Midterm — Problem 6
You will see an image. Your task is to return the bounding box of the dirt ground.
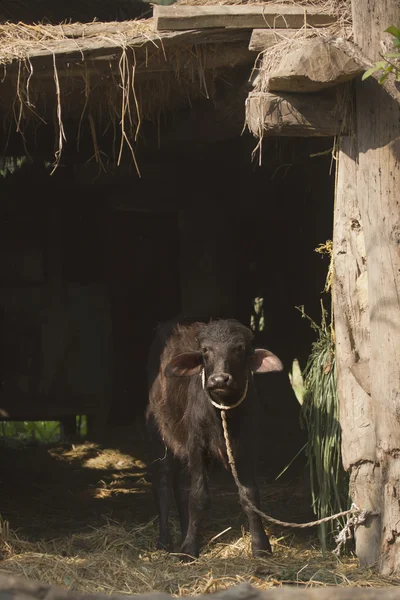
[0,422,397,595]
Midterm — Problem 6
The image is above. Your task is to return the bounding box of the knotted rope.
[200,369,379,554]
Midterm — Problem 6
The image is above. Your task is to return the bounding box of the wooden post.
[334,0,400,575]
[178,206,236,320]
[333,135,380,566]
[60,416,77,441]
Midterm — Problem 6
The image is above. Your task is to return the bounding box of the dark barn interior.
[0,115,334,469]
[0,5,337,547]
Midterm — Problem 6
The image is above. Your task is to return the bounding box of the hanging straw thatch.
[0,0,352,173]
[0,19,224,173]
[250,0,352,93]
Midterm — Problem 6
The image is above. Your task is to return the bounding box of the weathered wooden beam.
[268,39,363,92]
[9,41,255,81]
[154,5,336,31]
[249,33,400,102]
[246,91,342,138]
[5,28,251,65]
[324,38,400,104]
[249,29,303,52]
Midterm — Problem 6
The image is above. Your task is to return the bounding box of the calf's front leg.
[172,456,190,542]
[235,457,271,557]
[180,449,210,560]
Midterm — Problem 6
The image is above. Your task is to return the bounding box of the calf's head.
[164,320,283,403]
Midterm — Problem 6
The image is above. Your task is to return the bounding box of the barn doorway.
[0,130,334,459]
[0,116,335,583]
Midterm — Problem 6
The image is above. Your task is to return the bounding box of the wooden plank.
[249,29,302,52]
[246,91,342,138]
[326,37,400,104]
[268,39,363,93]
[154,5,336,31]
[10,41,255,80]
[4,28,251,65]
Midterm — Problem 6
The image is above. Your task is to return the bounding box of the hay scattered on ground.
[51,443,147,472]
[0,440,398,596]
[0,520,398,596]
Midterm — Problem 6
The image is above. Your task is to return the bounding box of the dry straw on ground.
[0,518,398,596]
[0,440,398,597]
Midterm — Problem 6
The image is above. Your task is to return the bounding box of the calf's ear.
[165,351,203,377]
[250,349,283,373]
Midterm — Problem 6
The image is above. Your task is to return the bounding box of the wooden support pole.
[334,0,400,576]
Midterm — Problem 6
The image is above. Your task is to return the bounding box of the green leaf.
[379,72,389,84]
[385,26,400,39]
[394,38,400,48]
[362,65,382,80]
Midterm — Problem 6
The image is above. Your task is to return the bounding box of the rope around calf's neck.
[198,369,379,551]
[219,409,379,552]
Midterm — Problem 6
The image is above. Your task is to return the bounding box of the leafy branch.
[362,26,400,84]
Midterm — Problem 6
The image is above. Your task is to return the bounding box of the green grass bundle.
[299,303,349,552]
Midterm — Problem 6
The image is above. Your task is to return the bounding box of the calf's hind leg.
[172,457,190,542]
[147,418,172,550]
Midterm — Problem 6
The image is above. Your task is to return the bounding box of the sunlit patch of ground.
[0,433,398,595]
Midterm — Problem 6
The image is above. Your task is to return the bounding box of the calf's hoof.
[252,536,272,557]
[156,536,173,552]
[179,541,199,562]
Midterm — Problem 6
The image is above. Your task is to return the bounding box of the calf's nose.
[208,373,232,387]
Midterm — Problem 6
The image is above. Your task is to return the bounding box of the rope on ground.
[220,410,379,555]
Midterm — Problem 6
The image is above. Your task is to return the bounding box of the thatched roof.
[0,0,352,173]
[0,0,347,23]
[0,0,151,25]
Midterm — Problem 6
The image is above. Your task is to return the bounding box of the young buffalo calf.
[146,318,283,559]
